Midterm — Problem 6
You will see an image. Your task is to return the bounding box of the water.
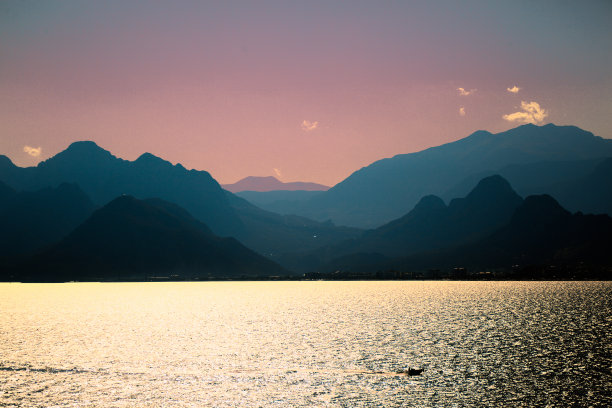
[1,281,610,407]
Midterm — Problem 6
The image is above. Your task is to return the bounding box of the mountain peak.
[0,155,16,169]
[135,152,172,167]
[513,194,570,223]
[42,140,116,167]
[223,176,329,193]
[467,175,516,199]
[65,140,104,153]
[413,195,446,212]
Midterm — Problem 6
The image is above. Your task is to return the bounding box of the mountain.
[281,175,523,272]
[359,175,523,256]
[222,176,329,193]
[441,157,612,215]
[322,194,612,279]
[7,196,287,282]
[0,142,362,261]
[0,142,241,236]
[278,124,612,228]
[0,183,96,256]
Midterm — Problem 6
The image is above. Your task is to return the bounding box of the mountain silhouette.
[0,141,242,236]
[10,196,287,282]
[321,193,612,277]
[441,157,610,211]
[0,183,96,257]
[363,175,523,255]
[222,176,329,193]
[275,124,612,228]
[284,175,523,271]
[0,142,362,263]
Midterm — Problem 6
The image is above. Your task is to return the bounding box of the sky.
[1,0,611,186]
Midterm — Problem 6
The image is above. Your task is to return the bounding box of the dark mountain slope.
[283,124,612,228]
[330,195,612,277]
[0,180,16,206]
[0,183,96,256]
[287,175,522,271]
[0,142,241,236]
[10,196,286,282]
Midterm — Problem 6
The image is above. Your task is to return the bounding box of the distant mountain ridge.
[223,176,329,192]
[0,142,360,262]
[270,124,612,228]
[0,141,241,236]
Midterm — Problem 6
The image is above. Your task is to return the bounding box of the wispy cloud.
[507,85,520,94]
[23,145,42,157]
[502,101,548,124]
[459,106,466,116]
[301,120,319,132]
[273,168,282,179]
[457,87,476,96]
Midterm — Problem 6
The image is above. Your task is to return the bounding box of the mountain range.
[0,142,360,260]
[264,124,612,228]
[1,123,610,281]
[296,178,612,279]
[222,176,329,192]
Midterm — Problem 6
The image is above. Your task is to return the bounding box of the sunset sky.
[2,0,611,186]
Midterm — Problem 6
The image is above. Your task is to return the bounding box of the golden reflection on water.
[1,281,611,407]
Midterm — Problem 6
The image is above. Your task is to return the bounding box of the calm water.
[1,281,610,407]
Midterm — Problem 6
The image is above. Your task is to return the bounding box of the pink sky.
[1,1,611,186]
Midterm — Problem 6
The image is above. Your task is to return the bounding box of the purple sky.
[2,0,611,186]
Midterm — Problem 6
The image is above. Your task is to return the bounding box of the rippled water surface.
[1,281,611,407]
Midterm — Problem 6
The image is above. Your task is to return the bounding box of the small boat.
[396,367,423,376]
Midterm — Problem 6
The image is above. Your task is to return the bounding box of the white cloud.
[457,87,476,96]
[507,85,520,94]
[459,106,466,116]
[502,101,548,124]
[273,168,282,179]
[301,120,319,131]
[23,145,42,157]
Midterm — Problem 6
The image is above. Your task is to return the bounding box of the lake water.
[1,281,610,407]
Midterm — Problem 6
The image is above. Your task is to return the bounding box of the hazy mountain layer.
[0,142,241,236]
[223,176,329,192]
[273,124,612,228]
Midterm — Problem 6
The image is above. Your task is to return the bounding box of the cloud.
[273,168,282,178]
[502,101,548,124]
[457,87,476,96]
[301,120,319,131]
[23,145,42,157]
[507,85,520,94]
[459,106,466,116]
